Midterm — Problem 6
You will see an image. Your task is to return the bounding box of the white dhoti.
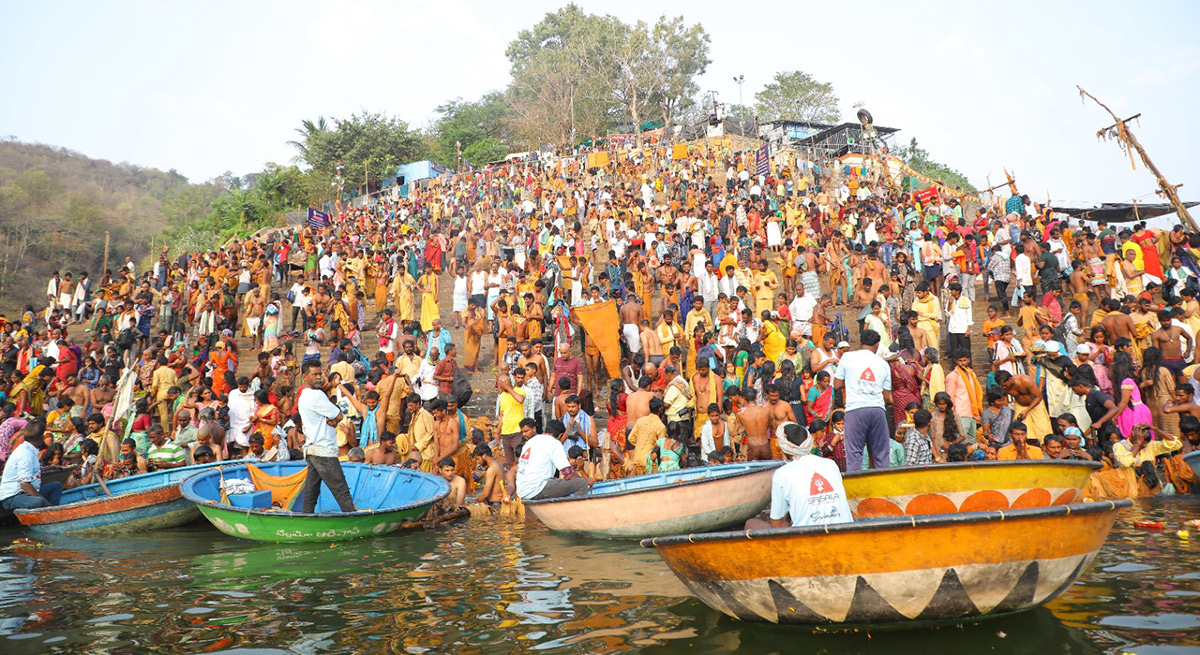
[247,317,262,336]
[623,324,641,353]
[766,222,782,248]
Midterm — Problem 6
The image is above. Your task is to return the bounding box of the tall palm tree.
[286,117,328,167]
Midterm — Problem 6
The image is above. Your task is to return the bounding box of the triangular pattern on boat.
[1033,555,1090,604]
[860,567,949,619]
[956,560,1031,614]
[772,574,859,623]
[992,561,1040,614]
[844,576,909,624]
[915,568,979,621]
[699,580,769,622]
[768,579,832,624]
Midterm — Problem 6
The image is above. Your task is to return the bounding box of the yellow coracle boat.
[642,500,1129,627]
[843,460,1099,518]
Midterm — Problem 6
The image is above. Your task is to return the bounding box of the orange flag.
[572,300,622,378]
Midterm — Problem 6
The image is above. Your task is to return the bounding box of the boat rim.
[13,460,251,517]
[639,499,1133,548]
[522,460,783,507]
[840,459,1101,479]
[180,462,450,518]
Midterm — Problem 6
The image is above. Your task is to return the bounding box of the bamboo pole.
[1077,86,1197,231]
[101,230,110,275]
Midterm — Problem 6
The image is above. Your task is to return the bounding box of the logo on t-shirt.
[810,472,832,495]
[859,368,876,382]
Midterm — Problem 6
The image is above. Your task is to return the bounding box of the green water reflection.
[0,497,1197,654]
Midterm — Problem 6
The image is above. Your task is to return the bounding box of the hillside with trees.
[0,5,977,311]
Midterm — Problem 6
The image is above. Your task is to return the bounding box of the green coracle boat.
[181,461,449,543]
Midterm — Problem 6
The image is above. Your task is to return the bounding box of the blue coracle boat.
[182,462,450,542]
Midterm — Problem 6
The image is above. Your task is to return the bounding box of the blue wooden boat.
[522,461,783,539]
[14,462,245,535]
[181,461,449,543]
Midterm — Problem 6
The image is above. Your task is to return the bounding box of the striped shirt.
[148,440,187,466]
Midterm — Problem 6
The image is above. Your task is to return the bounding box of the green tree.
[897,138,977,193]
[433,93,510,167]
[287,116,329,167]
[289,112,428,196]
[754,70,840,123]
[506,4,614,148]
[646,16,711,134]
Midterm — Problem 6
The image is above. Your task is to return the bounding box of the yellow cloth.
[572,300,623,378]
[419,274,439,332]
[246,464,310,510]
[409,408,436,462]
[1012,398,1053,444]
[926,363,946,399]
[762,321,786,363]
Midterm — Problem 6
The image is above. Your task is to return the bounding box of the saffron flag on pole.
[307,208,329,229]
[756,143,770,176]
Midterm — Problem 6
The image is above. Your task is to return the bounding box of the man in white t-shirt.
[507,419,589,501]
[746,422,852,529]
[833,329,893,470]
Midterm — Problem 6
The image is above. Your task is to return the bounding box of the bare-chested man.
[736,387,773,460]
[63,373,89,417]
[432,401,460,465]
[365,434,399,465]
[996,370,1053,444]
[1100,299,1136,347]
[625,375,656,430]
[764,383,796,456]
[89,375,117,416]
[244,286,266,350]
[640,319,664,364]
[1153,308,1194,378]
[620,293,644,359]
[690,358,722,423]
[472,443,506,504]
[1068,261,1091,319]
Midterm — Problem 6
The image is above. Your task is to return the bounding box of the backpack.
[116,328,137,350]
[452,364,473,407]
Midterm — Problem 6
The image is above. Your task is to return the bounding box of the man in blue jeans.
[833,329,894,470]
[0,424,63,511]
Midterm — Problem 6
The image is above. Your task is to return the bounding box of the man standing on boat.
[297,361,356,513]
[833,329,893,470]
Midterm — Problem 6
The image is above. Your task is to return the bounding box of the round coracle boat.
[843,460,1099,518]
[523,461,782,539]
[182,461,449,543]
[641,500,1130,628]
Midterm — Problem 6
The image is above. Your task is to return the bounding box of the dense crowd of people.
[2,137,1199,513]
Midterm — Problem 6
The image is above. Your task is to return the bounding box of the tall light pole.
[732,75,745,108]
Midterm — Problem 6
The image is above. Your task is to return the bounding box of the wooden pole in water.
[102,230,110,275]
[1077,86,1198,231]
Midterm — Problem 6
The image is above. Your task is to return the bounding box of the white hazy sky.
[2,0,1198,206]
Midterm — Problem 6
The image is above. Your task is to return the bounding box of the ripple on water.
[1102,562,1154,573]
[85,614,134,623]
[1099,613,1200,630]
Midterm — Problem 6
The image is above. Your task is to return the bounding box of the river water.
[0,497,1197,655]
